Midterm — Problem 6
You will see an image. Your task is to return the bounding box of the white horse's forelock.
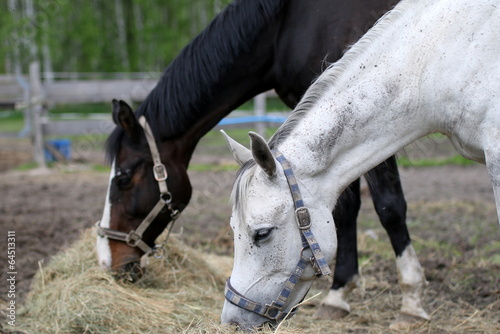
[230,160,257,222]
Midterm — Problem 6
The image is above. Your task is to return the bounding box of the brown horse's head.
[96,100,191,282]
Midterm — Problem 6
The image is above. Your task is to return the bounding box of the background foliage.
[0,0,233,74]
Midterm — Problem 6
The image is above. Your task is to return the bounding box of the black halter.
[224,150,331,321]
[96,115,180,258]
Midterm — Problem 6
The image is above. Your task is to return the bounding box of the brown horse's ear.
[249,131,276,178]
[112,99,138,138]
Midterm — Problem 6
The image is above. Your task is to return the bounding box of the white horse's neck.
[278,81,428,208]
[273,0,497,209]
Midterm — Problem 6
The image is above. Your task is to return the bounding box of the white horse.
[221,0,499,329]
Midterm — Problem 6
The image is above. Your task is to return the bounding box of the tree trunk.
[8,0,21,74]
[24,0,38,63]
[114,0,130,70]
[133,0,145,70]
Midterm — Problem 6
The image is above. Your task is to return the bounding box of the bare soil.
[0,135,499,331]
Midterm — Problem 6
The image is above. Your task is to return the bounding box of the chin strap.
[225,258,306,321]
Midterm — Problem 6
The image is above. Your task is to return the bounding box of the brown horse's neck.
[152,0,397,165]
[138,0,286,143]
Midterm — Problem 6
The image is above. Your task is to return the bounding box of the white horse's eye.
[254,228,274,242]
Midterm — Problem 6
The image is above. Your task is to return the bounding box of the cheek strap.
[95,116,181,259]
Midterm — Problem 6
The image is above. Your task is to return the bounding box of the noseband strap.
[225,150,330,321]
[225,259,306,321]
[96,115,180,257]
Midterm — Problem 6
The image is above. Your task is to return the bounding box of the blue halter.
[224,150,331,322]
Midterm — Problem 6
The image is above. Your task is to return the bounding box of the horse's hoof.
[389,312,429,330]
[313,304,349,320]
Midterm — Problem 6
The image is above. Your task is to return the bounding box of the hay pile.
[10,226,500,333]
[15,228,234,334]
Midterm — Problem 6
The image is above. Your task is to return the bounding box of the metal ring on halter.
[300,247,310,260]
[300,247,321,276]
[161,192,173,203]
[153,244,165,259]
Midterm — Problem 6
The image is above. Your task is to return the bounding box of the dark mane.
[106,0,286,161]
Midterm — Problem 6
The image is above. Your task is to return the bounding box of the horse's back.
[414,0,499,162]
[272,0,398,107]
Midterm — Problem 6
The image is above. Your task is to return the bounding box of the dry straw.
[10,226,500,333]
[15,228,235,334]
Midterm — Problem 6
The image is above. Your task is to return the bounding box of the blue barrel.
[44,139,72,162]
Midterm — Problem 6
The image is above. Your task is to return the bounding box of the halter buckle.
[295,207,311,230]
[153,163,168,181]
[126,230,142,247]
[263,302,282,320]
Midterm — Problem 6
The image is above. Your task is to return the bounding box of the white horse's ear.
[220,130,253,166]
[249,131,276,178]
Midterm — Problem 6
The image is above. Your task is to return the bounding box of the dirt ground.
[0,135,499,331]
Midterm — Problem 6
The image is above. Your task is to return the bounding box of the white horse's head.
[220,131,337,330]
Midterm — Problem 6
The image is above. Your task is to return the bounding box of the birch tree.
[114,0,130,71]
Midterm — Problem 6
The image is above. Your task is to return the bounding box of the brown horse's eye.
[114,169,132,190]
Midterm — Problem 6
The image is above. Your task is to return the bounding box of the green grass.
[200,126,280,146]
[397,154,476,167]
[14,162,39,171]
[0,103,112,134]
[92,164,111,172]
[50,102,111,114]
[238,96,290,112]
[0,112,24,132]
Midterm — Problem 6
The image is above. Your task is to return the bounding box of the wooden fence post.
[254,92,267,137]
[29,61,47,168]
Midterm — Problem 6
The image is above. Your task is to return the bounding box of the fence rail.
[0,74,27,109]
[1,62,289,166]
[43,79,158,104]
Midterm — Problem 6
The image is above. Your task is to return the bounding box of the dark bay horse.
[97,0,424,321]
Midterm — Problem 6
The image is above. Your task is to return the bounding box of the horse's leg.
[485,143,500,224]
[315,179,361,320]
[366,156,429,325]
